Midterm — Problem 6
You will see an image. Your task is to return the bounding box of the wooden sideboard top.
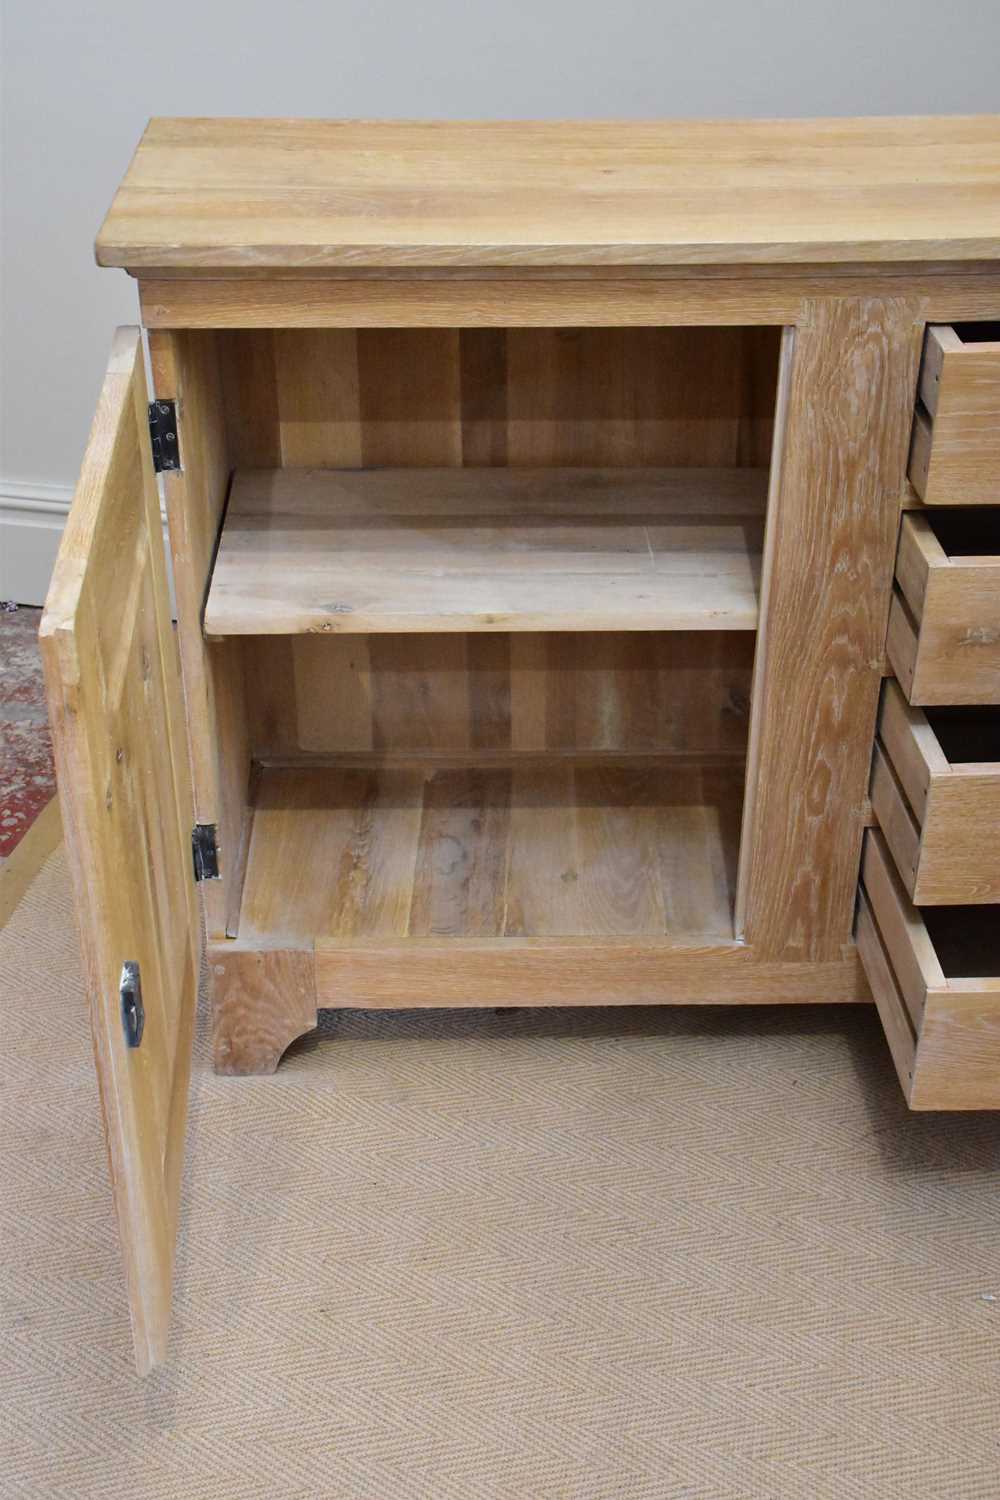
[96,116,1000,275]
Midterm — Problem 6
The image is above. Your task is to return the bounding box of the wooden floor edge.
[0,797,62,930]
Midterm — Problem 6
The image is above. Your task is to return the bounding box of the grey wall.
[2,0,1000,494]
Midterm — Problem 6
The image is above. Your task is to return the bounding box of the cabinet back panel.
[245,631,754,757]
[218,327,780,471]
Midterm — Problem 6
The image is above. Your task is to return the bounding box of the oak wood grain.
[859,830,1000,1110]
[215,326,781,471]
[245,632,754,763]
[887,508,1000,705]
[139,274,1000,331]
[147,331,252,939]
[39,329,199,1374]
[875,680,1000,904]
[236,758,744,948]
[99,117,1000,271]
[210,947,317,1075]
[859,830,942,1027]
[205,467,767,636]
[909,324,1000,504]
[741,296,925,960]
[313,937,871,1008]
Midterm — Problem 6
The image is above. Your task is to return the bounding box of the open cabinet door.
[39,328,200,1374]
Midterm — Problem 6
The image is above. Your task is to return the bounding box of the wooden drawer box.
[886,508,1000,705]
[857,830,1000,1110]
[870,678,1000,904]
[908,323,1000,504]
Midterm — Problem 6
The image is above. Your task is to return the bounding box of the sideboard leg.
[209,947,318,1075]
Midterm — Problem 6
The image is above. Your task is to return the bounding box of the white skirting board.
[0,479,172,608]
[0,482,75,606]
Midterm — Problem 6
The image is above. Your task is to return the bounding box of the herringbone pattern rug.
[3,847,999,1499]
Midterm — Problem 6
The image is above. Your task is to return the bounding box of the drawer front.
[908,324,1000,505]
[871,679,1000,904]
[886,511,1000,705]
[858,830,1000,1110]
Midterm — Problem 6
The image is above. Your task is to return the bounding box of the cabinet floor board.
[237,756,743,947]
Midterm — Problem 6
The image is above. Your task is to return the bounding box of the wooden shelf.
[204,467,767,636]
[237,754,744,948]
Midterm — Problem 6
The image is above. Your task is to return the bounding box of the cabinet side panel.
[148,330,251,939]
[742,296,925,961]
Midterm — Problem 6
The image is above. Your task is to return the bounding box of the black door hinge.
[192,823,221,882]
[148,400,181,473]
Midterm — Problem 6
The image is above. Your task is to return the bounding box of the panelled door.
[39,328,200,1374]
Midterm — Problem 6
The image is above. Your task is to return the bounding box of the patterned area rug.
[3,846,1000,1499]
[0,606,55,859]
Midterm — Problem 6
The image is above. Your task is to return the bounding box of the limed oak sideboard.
[40,117,1000,1372]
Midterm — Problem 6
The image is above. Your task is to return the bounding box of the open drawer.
[908,323,1000,505]
[857,830,1000,1110]
[870,678,1000,904]
[886,507,1000,705]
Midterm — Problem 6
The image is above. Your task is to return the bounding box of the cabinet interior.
[924,705,1000,764]
[951,320,1000,344]
[923,904,1000,978]
[920,506,1000,557]
[163,325,783,950]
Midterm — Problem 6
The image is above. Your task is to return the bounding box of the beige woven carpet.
[3,847,1000,1500]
